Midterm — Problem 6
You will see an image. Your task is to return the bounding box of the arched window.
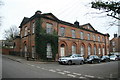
[81,45,84,56]
[60,44,65,57]
[72,44,76,54]
[94,45,97,55]
[88,45,91,56]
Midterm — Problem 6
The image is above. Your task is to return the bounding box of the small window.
[72,30,76,38]
[112,41,115,46]
[24,27,27,36]
[87,33,90,40]
[80,32,84,39]
[32,22,35,33]
[60,27,65,36]
[102,37,105,42]
[93,35,96,41]
[98,36,100,42]
[46,23,53,34]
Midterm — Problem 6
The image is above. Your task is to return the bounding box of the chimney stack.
[35,10,42,15]
[74,21,79,28]
[114,34,117,38]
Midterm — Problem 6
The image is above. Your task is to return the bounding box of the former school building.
[13,11,110,60]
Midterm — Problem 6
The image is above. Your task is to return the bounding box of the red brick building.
[109,34,120,55]
[14,11,110,60]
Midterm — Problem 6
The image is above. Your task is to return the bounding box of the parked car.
[109,55,118,61]
[58,54,84,65]
[85,55,101,64]
[116,55,120,60]
[100,55,110,62]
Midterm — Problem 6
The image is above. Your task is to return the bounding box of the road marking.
[67,74,76,78]
[73,73,81,76]
[63,71,70,73]
[26,63,31,65]
[31,65,35,67]
[85,75,95,78]
[36,66,40,68]
[41,68,47,70]
[56,69,61,71]
[97,77,104,79]
[49,69,56,72]
[57,72,65,75]
[79,76,86,79]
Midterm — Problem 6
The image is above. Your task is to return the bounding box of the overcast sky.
[0,0,119,40]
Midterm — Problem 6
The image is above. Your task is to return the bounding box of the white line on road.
[67,74,76,78]
[49,69,56,72]
[57,72,65,75]
[73,73,81,76]
[85,75,95,78]
[36,66,41,68]
[63,71,71,73]
[30,65,35,67]
[79,76,86,79]
[56,69,61,71]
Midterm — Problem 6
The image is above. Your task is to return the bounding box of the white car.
[58,54,84,65]
[110,55,118,61]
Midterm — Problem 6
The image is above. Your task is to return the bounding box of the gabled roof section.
[42,13,59,21]
[80,23,96,32]
[19,17,29,28]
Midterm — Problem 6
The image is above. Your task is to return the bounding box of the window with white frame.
[94,46,97,55]
[93,35,96,41]
[98,47,101,54]
[107,48,109,54]
[81,45,84,56]
[112,41,115,46]
[87,33,90,40]
[102,47,105,55]
[98,36,100,42]
[24,27,27,36]
[32,46,35,58]
[113,47,115,52]
[72,45,76,54]
[88,45,91,56]
[102,37,105,42]
[46,23,53,34]
[32,22,35,33]
[60,27,65,36]
[80,32,84,39]
[46,43,52,58]
[72,30,75,38]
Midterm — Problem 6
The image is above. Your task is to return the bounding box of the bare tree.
[0,0,4,27]
[3,25,19,41]
[91,0,120,20]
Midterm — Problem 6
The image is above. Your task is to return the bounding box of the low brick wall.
[1,48,14,55]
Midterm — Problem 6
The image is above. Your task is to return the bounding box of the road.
[2,55,119,79]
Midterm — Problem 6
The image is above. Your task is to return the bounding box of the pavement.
[2,54,57,64]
